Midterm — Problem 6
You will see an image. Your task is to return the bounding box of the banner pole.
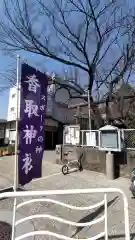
[14,55,20,191]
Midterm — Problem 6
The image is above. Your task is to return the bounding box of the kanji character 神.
[24,100,39,118]
[22,153,33,175]
[25,74,40,93]
[35,146,43,153]
[23,125,37,144]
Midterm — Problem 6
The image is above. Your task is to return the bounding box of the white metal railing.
[0,188,130,240]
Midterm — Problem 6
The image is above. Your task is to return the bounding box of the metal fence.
[63,125,135,151]
[0,188,130,240]
[122,129,135,150]
[80,129,135,151]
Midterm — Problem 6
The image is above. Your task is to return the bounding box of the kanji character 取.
[24,100,39,118]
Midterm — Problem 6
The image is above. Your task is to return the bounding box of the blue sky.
[0,50,84,119]
[0,0,134,119]
[0,52,63,119]
[0,0,72,119]
[0,54,11,119]
[0,50,89,119]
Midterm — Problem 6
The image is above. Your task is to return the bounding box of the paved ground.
[0,154,134,239]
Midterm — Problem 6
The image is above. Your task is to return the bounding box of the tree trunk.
[88,73,103,129]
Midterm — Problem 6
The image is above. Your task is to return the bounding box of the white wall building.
[7,86,20,122]
[6,76,85,146]
[7,79,84,123]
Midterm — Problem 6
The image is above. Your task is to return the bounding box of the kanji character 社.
[22,153,33,174]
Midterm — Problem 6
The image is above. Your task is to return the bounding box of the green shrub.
[0,145,15,155]
[0,147,3,153]
[0,147,4,152]
[8,145,15,154]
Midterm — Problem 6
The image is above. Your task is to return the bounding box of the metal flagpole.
[12,55,21,240]
[14,55,21,191]
[0,55,21,195]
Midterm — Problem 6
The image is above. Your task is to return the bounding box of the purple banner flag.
[18,64,48,186]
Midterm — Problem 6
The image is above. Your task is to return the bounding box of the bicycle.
[62,151,83,175]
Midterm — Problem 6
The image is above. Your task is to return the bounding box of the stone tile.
[0,155,133,239]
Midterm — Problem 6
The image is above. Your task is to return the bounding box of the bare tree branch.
[0,0,134,126]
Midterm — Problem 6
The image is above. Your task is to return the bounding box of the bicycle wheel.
[62,165,68,175]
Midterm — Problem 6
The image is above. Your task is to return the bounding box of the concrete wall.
[56,145,135,179]
[56,145,105,169]
[58,146,106,173]
[121,151,135,178]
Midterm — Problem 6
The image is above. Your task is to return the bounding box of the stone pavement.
[0,155,134,239]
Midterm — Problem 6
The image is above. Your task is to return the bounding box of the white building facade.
[7,80,84,123]
[6,77,84,147]
[7,86,20,122]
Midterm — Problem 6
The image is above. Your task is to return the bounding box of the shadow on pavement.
[72,196,118,238]
[99,233,134,239]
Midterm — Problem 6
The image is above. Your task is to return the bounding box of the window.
[10,107,15,112]
[9,130,16,141]
[12,93,16,98]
